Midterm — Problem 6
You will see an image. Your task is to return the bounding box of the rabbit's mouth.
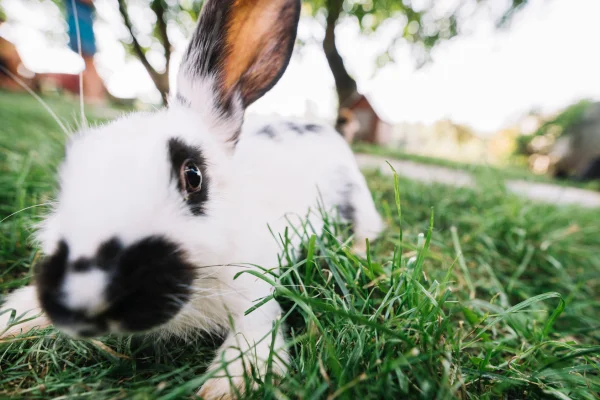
[35,236,196,338]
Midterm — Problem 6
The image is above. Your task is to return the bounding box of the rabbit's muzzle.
[34,236,196,338]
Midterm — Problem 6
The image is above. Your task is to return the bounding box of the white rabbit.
[0,0,384,398]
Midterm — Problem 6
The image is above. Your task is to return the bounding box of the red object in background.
[336,94,392,145]
[36,72,80,94]
[0,35,79,94]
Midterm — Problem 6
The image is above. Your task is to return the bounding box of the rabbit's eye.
[181,160,202,193]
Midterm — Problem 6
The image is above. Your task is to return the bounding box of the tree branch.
[151,0,171,74]
[117,0,169,102]
[323,0,358,108]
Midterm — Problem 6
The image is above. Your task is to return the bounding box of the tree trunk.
[323,0,359,109]
[118,0,169,104]
[154,74,170,104]
[151,0,171,86]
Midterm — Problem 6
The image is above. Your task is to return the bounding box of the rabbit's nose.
[61,268,110,317]
[38,266,113,338]
[38,235,195,335]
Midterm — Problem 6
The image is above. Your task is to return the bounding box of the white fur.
[0,107,384,397]
[0,286,49,336]
[62,269,108,316]
[0,2,384,397]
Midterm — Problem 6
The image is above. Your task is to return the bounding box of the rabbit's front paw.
[197,348,286,399]
[0,286,49,338]
[197,358,254,400]
[197,375,247,400]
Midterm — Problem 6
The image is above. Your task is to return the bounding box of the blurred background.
[1,0,599,185]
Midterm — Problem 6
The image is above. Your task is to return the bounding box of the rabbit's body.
[157,113,384,336]
[234,116,383,252]
[0,0,383,397]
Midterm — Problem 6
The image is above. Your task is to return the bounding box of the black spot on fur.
[168,138,210,216]
[257,125,276,139]
[71,259,91,273]
[70,238,123,273]
[34,240,99,333]
[96,238,123,270]
[338,183,355,223]
[36,236,196,335]
[174,93,190,107]
[105,236,196,332]
[304,123,322,133]
[284,122,322,135]
[285,122,304,134]
[35,240,69,297]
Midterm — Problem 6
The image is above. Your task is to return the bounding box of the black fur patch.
[174,93,191,107]
[338,183,355,223]
[96,238,123,270]
[71,259,91,273]
[284,122,322,135]
[36,236,196,336]
[104,236,196,332]
[69,238,122,273]
[168,138,210,216]
[285,122,304,134]
[35,241,69,297]
[257,125,276,139]
[304,123,322,133]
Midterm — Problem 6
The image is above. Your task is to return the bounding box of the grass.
[353,143,600,191]
[1,91,599,399]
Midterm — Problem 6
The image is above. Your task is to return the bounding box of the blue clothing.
[65,0,96,55]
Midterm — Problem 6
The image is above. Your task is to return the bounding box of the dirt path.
[356,154,600,208]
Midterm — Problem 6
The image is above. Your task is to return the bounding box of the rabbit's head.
[34,0,300,338]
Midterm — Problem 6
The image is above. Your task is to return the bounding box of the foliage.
[305,0,532,65]
[115,0,205,102]
[0,0,539,105]
[516,99,594,156]
[1,92,599,399]
[110,0,537,102]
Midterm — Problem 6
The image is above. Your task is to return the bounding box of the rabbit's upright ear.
[176,0,301,142]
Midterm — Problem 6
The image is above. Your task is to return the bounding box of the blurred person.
[64,0,106,104]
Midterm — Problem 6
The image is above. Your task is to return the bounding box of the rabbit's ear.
[176,0,301,141]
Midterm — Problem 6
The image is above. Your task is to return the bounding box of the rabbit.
[0,0,384,398]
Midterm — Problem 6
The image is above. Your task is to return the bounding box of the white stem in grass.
[0,66,70,137]
[0,203,55,224]
[70,0,87,129]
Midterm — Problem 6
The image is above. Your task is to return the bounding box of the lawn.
[1,92,599,399]
[353,143,600,192]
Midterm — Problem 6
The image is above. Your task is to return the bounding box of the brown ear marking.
[223,0,301,107]
[180,0,301,112]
